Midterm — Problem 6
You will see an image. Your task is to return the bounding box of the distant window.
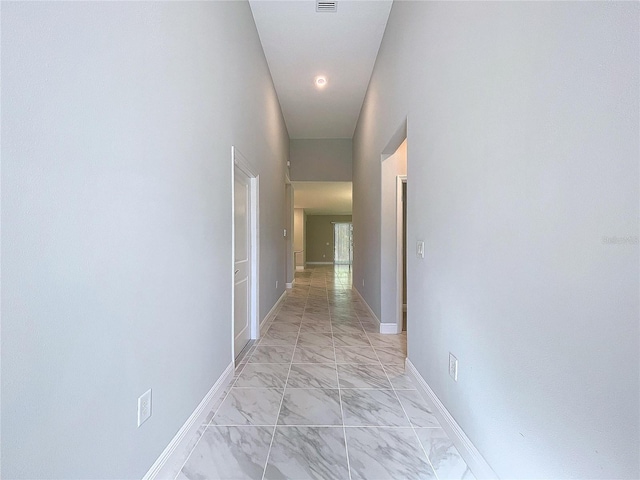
[334,223,353,265]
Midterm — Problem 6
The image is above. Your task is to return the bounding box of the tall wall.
[306,215,352,263]
[290,138,352,181]
[352,2,639,478]
[1,2,289,478]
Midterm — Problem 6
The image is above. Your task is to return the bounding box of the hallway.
[2,2,637,478]
[176,266,473,480]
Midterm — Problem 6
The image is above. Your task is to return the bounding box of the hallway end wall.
[305,215,352,264]
[290,138,352,181]
[1,2,289,479]
[352,2,639,478]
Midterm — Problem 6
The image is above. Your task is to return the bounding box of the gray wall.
[353,2,639,478]
[1,2,289,479]
[306,215,352,263]
[290,138,352,181]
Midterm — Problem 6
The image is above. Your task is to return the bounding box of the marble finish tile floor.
[176,265,474,480]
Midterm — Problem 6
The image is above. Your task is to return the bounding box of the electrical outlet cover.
[137,389,152,427]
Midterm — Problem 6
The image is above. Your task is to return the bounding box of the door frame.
[395,175,407,334]
[379,123,407,334]
[285,180,295,288]
[231,146,260,361]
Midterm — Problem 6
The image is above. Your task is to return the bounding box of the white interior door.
[234,167,251,356]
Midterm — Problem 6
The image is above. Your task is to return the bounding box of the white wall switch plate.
[275,280,278,289]
[283,229,287,237]
[449,353,458,381]
[417,241,425,259]
[137,389,152,427]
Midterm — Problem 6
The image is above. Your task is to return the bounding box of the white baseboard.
[295,266,305,271]
[306,261,333,265]
[405,359,498,480]
[379,323,399,334]
[285,279,295,289]
[143,362,235,480]
[351,287,381,327]
[260,290,287,331]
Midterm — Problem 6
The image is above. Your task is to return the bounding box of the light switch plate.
[417,241,425,259]
[449,353,458,381]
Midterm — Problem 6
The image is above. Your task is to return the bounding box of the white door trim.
[231,146,260,361]
[394,175,407,334]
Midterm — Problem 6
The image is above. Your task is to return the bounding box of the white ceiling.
[293,182,352,214]
[250,0,393,139]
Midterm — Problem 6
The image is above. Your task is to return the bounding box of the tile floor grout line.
[271,424,348,428]
[341,425,429,429]
[355,305,441,477]
[259,282,305,480]
[379,343,441,480]
[407,409,442,480]
[173,362,243,480]
[337,359,354,480]
[175,332,260,479]
[172,425,205,480]
[328,277,354,480]
[195,423,353,428]
[206,338,260,427]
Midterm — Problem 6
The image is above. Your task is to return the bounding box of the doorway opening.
[399,177,407,332]
[380,135,407,334]
[333,222,353,266]
[232,146,259,363]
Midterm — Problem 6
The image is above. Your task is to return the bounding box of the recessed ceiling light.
[315,76,328,88]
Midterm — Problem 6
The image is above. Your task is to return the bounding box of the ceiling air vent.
[316,1,337,13]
